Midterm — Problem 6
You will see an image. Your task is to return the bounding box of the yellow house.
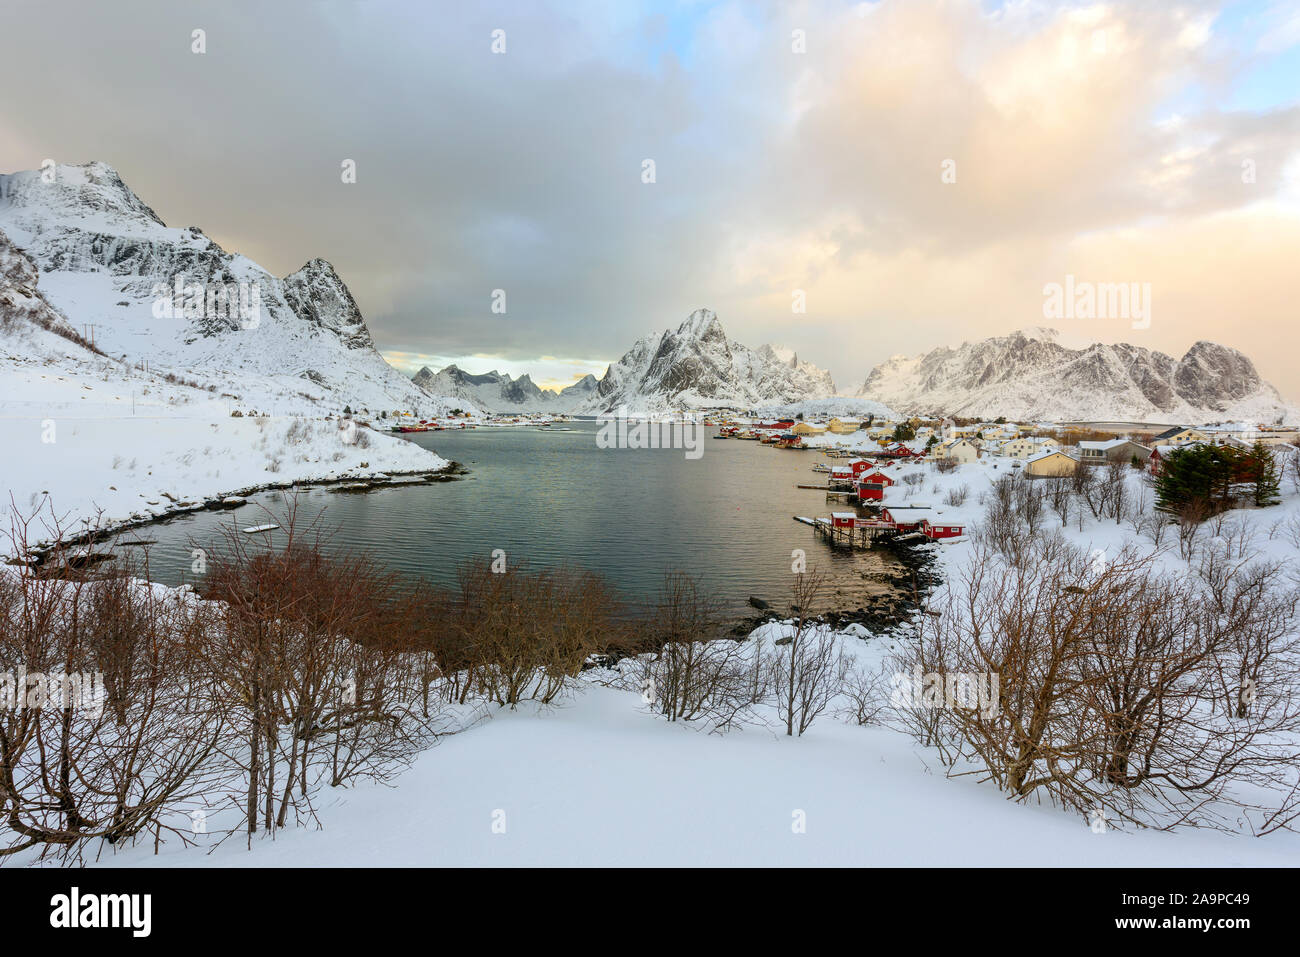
[792,422,826,435]
[1001,436,1060,459]
[826,418,860,434]
[1024,448,1078,477]
[1150,427,1209,446]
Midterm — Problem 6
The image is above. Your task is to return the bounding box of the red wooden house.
[856,470,896,501]
[880,505,931,531]
[1147,445,1179,476]
[879,443,919,459]
[831,512,858,530]
[921,518,965,540]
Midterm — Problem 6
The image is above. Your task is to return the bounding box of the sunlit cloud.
[1,0,1297,397]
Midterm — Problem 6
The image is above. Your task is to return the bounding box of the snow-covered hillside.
[857,327,1295,423]
[0,161,463,417]
[413,364,596,413]
[586,309,837,414]
[0,163,457,548]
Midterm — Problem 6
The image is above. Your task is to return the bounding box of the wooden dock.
[795,484,856,498]
[793,515,896,549]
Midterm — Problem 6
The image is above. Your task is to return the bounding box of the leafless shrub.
[943,484,969,507]
[839,660,892,727]
[770,571,846,736]
[0,507,230,862]
[628,572,760,729]
[197,500,444,838]
[900,534,1300,832]
[1176,499,1210,561]
[1044,477,1073,525]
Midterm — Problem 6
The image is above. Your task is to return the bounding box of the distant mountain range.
[412,364,597,413]
[413,309,838,414]
[856,327,1294,424]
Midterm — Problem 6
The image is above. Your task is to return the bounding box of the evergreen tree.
[892,422,916,442]
[1250,441,1281,507]
[1154,443,1259,515]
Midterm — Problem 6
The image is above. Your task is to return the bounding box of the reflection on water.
[108,423,908,618]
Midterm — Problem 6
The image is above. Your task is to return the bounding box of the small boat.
[242,523,279,534]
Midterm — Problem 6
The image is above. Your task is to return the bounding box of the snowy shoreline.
[1,413,454,560]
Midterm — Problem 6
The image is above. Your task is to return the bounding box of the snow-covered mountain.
[585,309,837,414]
[755,344,836,397]
[856,327,1294,424]
[412,364,597,412]
[0,161,467,416]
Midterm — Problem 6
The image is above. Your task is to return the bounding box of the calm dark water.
[109,423,905,617]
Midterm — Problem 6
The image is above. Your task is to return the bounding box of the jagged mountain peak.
[756,343,836,395]
[588,310,835,414]
[676,307,725,341]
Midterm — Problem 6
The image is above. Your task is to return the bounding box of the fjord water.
[115,423,906,618]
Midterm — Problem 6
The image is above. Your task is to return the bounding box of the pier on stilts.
[793,515,896,549]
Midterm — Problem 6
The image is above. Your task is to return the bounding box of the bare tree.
[771,570,846,736]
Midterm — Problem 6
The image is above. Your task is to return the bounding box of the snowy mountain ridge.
[0,161,468,416]
[412,364,598,413]
[856,327,1294,424]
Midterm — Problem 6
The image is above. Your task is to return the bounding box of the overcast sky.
[2,0,1299,395]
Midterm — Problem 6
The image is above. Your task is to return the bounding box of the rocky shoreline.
[729,537,943,637]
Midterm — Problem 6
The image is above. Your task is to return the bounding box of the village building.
[1147,444,1181,475]
[934,438,981,463]
[999,436,1059,459]
[880,505,933,531]
[791,421,826,436]
[825,418,861,434]
[856,469,896,501]
[1023,448,1079,477]
[921,518,966,540]
[1149,426,1209,447]
[1077,438,1152,466]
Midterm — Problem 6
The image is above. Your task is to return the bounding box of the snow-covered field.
[72,680,1295,868]
[9,446,1297,868]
